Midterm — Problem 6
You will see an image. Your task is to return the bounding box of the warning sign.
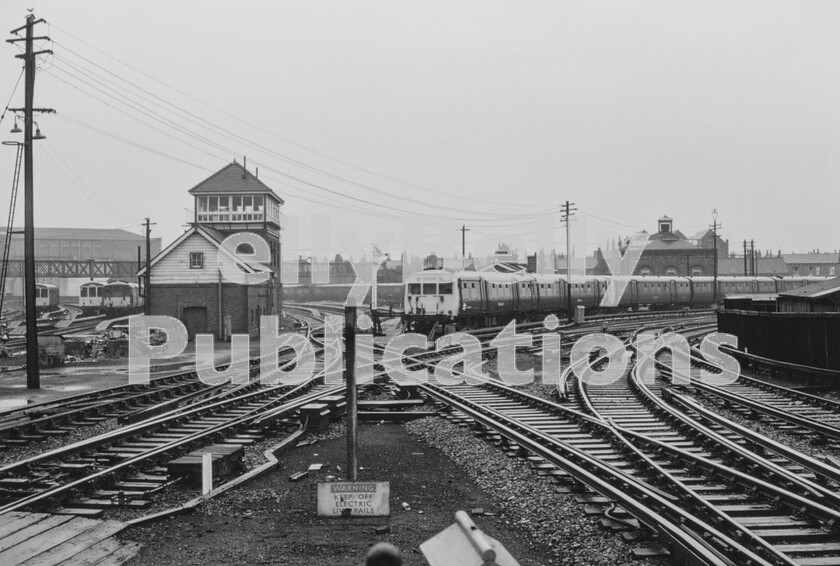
[317,481,390,517]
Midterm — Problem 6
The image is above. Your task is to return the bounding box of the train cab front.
[403,269,460,335]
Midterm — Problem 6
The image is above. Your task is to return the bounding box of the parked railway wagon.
[102,281,144,310]
[79,281,105,308]
[34,283,60,308]
[403,268,831,334]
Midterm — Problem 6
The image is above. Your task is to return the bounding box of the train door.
[669,280,677,304]
[528,281,537,311]
[628,280,638,309]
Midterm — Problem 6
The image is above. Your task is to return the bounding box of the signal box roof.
[188,161,284,203]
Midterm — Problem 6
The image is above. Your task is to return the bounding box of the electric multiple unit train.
[403,269,827,333]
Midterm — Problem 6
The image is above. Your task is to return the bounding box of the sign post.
[344,305,358,480]
[317,481,390,517]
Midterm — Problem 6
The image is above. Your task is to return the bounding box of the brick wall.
[635,249,715,276]
[150,282,274,339]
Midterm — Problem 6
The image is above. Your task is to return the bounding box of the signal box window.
[190,252,204,269]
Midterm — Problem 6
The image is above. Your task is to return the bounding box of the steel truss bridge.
[2,259,139,279]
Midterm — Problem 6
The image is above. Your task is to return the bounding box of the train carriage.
[403,267,839,336]
[79,281,105,308]
[533,274,563,313]
[34,283,59,308]
[102,281,144,310]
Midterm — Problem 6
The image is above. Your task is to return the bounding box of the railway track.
[0,372,213,448]
[0,375,344,516]
[397,322,840,565]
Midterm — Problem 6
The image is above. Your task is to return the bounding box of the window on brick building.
[190,252,204,269]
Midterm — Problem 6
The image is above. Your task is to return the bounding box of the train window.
[408,283,421,294]
[422,283,437,294]
[190,252,204,269]
[471,282,476,288]
[439,282,453,294]
[81,287,88,298]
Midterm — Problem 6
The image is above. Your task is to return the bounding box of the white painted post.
[202,452,213,494]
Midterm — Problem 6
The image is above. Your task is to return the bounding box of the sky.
[1,1,839,265]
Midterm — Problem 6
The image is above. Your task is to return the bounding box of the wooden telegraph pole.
[7,13,53,389]
[561,201,576,320]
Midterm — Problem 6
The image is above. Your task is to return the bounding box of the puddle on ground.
[0,398,28,408]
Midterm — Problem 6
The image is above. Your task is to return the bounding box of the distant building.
[717,256,789,276]
[782,253,840,277]
[632,216,716,276]
[2,227,161,262]
[141,161,284,339]
[685,228,729,258]
[0,227,161,300]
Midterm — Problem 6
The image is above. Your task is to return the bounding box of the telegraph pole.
[710,210,720,304]
[144,218,155,315]
[561,201,576,320]
[459,224,469,269]
[743,240,748,276]
[750,239,755,276]
[7,14,53,389]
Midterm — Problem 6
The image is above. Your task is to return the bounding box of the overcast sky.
[1,1,839,263]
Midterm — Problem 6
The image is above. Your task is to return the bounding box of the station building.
[140,161,283,340]
[632,216,720,276]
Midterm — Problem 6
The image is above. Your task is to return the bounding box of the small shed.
[723,294,777,313]
[777,277,840,313]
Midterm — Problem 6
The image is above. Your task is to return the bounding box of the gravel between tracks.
[119,418,664,566]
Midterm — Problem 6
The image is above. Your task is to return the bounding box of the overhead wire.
[47,52,553,223]
[0,68,24,127]
[40,139,137,223]
[48,24,547,211]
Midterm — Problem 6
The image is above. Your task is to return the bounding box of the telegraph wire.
[47,54,551,222]
[48,25,546,210]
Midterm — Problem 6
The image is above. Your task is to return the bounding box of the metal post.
[144,218,152,315]
[344,305,358,481]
